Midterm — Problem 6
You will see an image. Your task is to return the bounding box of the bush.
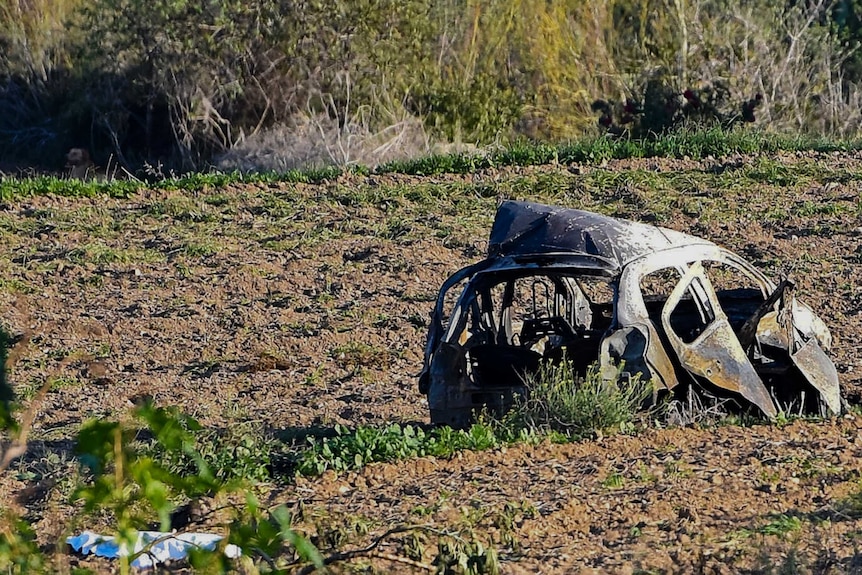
[2,0,862,172]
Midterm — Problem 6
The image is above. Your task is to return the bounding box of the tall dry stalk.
[0,0,82,81]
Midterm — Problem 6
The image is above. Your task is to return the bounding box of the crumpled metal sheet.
[488,200,714,266]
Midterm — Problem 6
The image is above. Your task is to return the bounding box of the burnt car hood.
[489,200,714,265]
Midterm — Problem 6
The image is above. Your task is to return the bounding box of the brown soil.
[2,151,862,573]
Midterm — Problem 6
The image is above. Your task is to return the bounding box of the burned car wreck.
[419,200,841,428]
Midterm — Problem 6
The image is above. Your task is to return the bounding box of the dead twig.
[367,551,434,571]
[295,524,448,575]
[1,321,75,474]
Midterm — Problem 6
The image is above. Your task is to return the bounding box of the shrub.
[3,0,862,171]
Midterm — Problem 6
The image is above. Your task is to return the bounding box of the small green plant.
[330,341,392,369]
[296,421,519,476]
[757,514,803,537]
[508,360,651,439]
[0,278,34,294]
[729,513,804,545]
[182,239,220,257]
[218,498,323,571]
[433,534,501,575]
[146,424,273,484]
[601,471,625,489]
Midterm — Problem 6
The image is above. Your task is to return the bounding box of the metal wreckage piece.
[418,200,841,428]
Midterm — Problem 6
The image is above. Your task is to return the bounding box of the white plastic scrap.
[67,530,242,569]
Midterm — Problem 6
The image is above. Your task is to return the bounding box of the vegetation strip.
[2,129,860,201]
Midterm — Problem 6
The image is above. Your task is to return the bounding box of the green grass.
[0,278,34,294]
[376,128,858,175]
[181,238,221,257]
[65,242,164,265]
[756,514,803,537]
[505,361,651,440]
[330,341,393,369]
[2,128,861,201]
[601,471,625,489]
[731,513,805,541]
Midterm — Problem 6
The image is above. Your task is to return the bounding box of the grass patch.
[1,129,860,201]
[330,341,393,369]
[0,176,139,201]
[504,361,651,440]
[731,513,804,541]
[181,238,221,258]
[376,128,857,175]
[0,278,34,294]
[66,242,164,265]
[756,514,803,537]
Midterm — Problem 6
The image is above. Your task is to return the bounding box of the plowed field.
[3,151,862,573]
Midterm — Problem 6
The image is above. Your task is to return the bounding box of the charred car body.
[419,200,841,428]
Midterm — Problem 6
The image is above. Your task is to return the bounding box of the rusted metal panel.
[790,338,842,416]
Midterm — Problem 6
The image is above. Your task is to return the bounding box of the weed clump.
[506,361,651,440]
[139,414,273,484]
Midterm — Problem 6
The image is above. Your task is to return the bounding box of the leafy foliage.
[434,535,501,575]
[296,422,532,476]
[70,402,319,573]
[73,408,219,565]
[221,497,324,571]
[0,514,45,574]
[142,415,273,484]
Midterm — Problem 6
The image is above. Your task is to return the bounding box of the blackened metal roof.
[488,200,715,267]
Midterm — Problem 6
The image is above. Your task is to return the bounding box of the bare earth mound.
[2,151,862,573]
